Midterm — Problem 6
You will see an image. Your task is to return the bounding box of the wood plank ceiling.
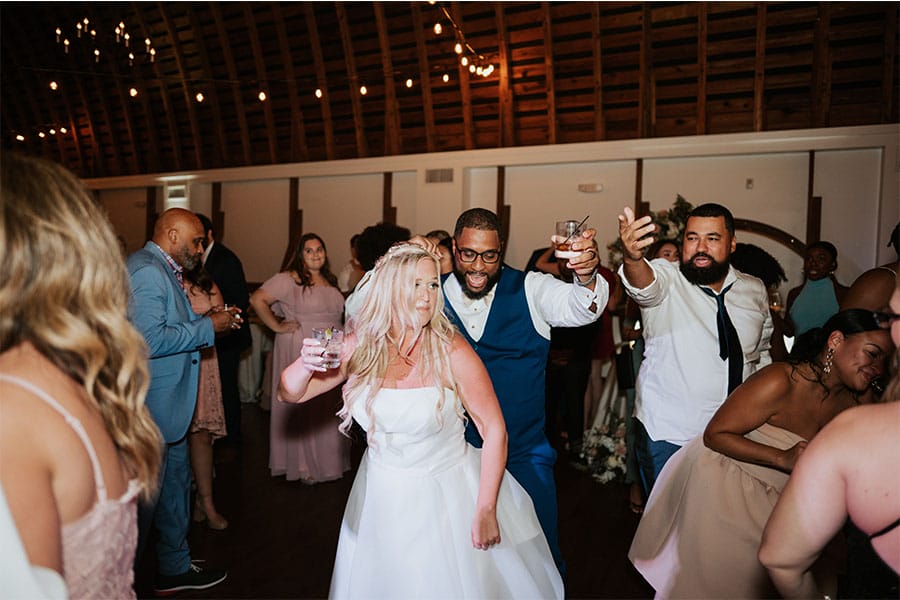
[2,2,897,179]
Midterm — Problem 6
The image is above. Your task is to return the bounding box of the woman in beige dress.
[629,309,892,598]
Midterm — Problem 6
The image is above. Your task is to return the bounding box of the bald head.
[152,208,205,270]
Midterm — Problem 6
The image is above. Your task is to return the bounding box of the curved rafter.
[244,2,278,164]
[336,1,368,158]
[305,3,335,160]
[374,2,400,155]
[271,2,308,163]
[159,2,204,169]
[211,2,251,165]
[410,2,436,153]
[186,3,227,166]
[450,2,474,149]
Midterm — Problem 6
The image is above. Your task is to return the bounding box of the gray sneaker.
[154,561,227,596]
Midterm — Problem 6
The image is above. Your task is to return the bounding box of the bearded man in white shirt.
[617,203,772,493]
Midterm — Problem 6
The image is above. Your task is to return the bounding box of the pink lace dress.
[0,374,141,600]
[184,281,227,439]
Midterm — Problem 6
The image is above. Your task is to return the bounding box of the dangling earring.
[823,347,834,375]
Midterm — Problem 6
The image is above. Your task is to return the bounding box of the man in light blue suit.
[128,208,241,595]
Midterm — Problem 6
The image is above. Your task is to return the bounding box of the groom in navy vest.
[442,208,607,576]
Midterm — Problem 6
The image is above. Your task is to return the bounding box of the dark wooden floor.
[136,403,654,599]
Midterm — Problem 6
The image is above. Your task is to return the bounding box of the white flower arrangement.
[579,412,629,484]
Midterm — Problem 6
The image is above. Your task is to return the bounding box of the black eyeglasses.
[873,312,900,329]
[455,246,501,264]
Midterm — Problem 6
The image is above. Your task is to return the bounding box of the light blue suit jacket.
[127,242,214,443]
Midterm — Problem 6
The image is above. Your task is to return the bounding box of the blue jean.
[633,419,681,495]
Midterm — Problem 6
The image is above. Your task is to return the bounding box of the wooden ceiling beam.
[210,3,252,165]
[450,2,474,150]
[881,4,897,123]
[243,3,278,164]
[271,3,309,162]
[542,2,557,145]
[696,3,708,135]
[104,48,142,173]
[374,2,401,155]
[495,4,513,147]
[132,2,183,170]
[186,3,227,166]
[639,4,653,139]
[591,3,605,140]
[336,1,369,158]
[410,2,436,153]
[75,77,106,176]
[159,2,203,169]
[811,2,832,127]
[304,3,335,160]
[753,3,767,132]
[56,84,87,175]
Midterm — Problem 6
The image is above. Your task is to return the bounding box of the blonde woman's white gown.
[329,386,563,599]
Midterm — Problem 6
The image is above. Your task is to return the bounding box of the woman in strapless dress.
[279,243,563,600]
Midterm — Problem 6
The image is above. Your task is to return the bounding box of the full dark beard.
[179,247,201,271]
[453,266,502,300]
[680,253,730,286]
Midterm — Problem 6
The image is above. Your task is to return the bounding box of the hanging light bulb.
[123,32,130,47]
[468,63,475,73]
[442,73,449,83]
[258,91,267,101]
[454,42,463,54]
[484,64,494,76]
[359,85,367,96]
[475,66,483,75]
[460,56,468,67]
[128,52,134,66]
[90,29,96,39]
[94,48,100,63]
[145,37,151,50]
[38,132,46,138]
[115,26,121,42]
[129,87,138,97]
[433,22,442,35]
[76,22,82,38]
[60,127,67,134]
[64,39,70,54]
[149,48,156,62]
[49,129,56,135]
[49,81,58,91]
[315,88,323,99]
[56,27,61,43]
[406,78,413,88]
[16,134,25,142]
[196,92,204,103]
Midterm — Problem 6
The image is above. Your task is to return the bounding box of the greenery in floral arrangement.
[606,194,694,268]
[578,412,628,484]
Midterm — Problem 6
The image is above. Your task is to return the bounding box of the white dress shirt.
[442,269,608,341]
[618,258,772,445]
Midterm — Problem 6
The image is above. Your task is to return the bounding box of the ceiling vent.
[425,168,453,184]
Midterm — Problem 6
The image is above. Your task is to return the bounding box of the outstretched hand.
[617,207,656,261]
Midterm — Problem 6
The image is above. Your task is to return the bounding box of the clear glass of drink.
[554,220,584,259]
[312,327,343,369]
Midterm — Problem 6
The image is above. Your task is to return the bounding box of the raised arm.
[617,206,657,290]
[450,335,507,550]
[703,364,807,472]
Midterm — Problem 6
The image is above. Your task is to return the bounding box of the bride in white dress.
[280,243,563,600]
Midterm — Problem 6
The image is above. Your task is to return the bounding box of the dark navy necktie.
[701,283,743,395]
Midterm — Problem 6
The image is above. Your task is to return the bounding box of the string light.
[406,78,413,88]
[60,127,67,134]
[442,73,449,83]
[49,81,58,91]
[196,92,204,103]
[49,129,56,135]
[433,22,442,35]
[315,88,323,99]
[359,85,367,96]
[129,87,138,97]
[258,90,267,101]
[16,134,24,142]
[432,3,496,79]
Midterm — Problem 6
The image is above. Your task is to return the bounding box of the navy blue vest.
[443,267,554,463]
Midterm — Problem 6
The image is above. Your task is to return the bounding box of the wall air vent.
[425,168,453,184]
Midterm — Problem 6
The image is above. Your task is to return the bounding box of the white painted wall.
[94,125,899,288]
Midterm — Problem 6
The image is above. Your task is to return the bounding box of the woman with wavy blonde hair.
[280,243,563,599]
[0,153,161,599]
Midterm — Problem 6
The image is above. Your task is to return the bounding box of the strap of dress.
[0,374,108,503]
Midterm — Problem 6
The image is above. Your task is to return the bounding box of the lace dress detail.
[0,375,141,600]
